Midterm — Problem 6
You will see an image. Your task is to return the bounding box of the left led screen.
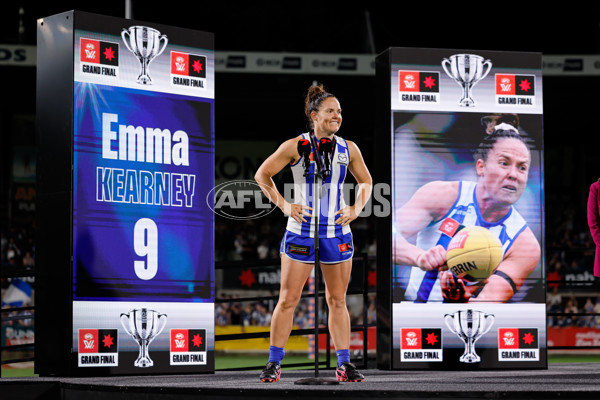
[71,14,215,374]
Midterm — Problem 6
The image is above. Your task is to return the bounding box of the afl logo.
[207,180,276,220]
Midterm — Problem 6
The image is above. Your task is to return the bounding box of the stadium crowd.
[215,293,377,329]
[0,194,598,332]
[214,212,376,263]
[545,196,598,327]
[213,210,377,329]
[1,227,35,268]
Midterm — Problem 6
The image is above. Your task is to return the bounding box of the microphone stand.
[295,138,338,386]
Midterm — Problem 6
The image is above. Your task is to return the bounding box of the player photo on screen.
[392,111,544,304]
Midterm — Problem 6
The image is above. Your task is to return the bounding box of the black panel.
[374,49,392,370]
[35,10,76,376]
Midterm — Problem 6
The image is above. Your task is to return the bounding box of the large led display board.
[36,11,214,376]
[376,47,545,370]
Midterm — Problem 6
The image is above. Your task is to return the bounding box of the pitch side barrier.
[1,256,598,369]
[213,253,375,371]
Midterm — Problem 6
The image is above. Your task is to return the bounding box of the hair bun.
[304,84,335,124]
[307,84,326,102]
[493,123,519,134]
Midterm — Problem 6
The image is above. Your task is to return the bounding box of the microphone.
[318,137,332,179]
[297,139,311,177]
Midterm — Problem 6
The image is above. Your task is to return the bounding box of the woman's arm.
[335,140,373,226]
[393,180,458,270]
[254,136,311,223]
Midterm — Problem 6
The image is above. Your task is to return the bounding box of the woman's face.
[476,137,530,206]
[311,97,342,135]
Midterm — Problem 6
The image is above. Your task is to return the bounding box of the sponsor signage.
[8,44,600,76]
[498,328,540,361]
[170,51,207,89]
[170,329,207,365]
[215,52,373,75]
[78,329,119,367]
[0,44,36,66]
[398,71,440,104]
[400,328,443,362]
[79,38,119,78]
[495,74,535,106]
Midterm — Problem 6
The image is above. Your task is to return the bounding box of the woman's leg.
[320,259,365,381]
[269,255,314,347]
[320,259,353,350]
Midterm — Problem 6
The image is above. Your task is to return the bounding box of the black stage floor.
[3,363,600,400]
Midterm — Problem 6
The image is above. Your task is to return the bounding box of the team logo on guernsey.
[498,328,539,361]
[495,74,535,106]
[171,51,207,90]
[439,218,461,237]
[80,38,119,78]
[170,329,207,365]
[398,71,439,104]
[78,329,119,367]
[400,328,443,362]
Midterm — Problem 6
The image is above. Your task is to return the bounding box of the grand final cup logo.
[442,54,492,107]
[120,308,167,368]
[444,309,495,363]
[121,26,168,85]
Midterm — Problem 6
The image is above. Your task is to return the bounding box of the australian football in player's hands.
[440,225,503,302]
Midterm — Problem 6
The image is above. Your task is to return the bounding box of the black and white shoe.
[336,362,364,382]
[260,362,281,382]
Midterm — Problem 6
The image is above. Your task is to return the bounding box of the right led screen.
[380,47,546,369]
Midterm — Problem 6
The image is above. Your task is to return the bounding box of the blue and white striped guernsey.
[404,181,528,303]
[285,132,352,239]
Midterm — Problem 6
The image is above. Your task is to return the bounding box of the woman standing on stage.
[254,84,372,382]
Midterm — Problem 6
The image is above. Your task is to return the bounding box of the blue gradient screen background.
[73,82,214,302]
